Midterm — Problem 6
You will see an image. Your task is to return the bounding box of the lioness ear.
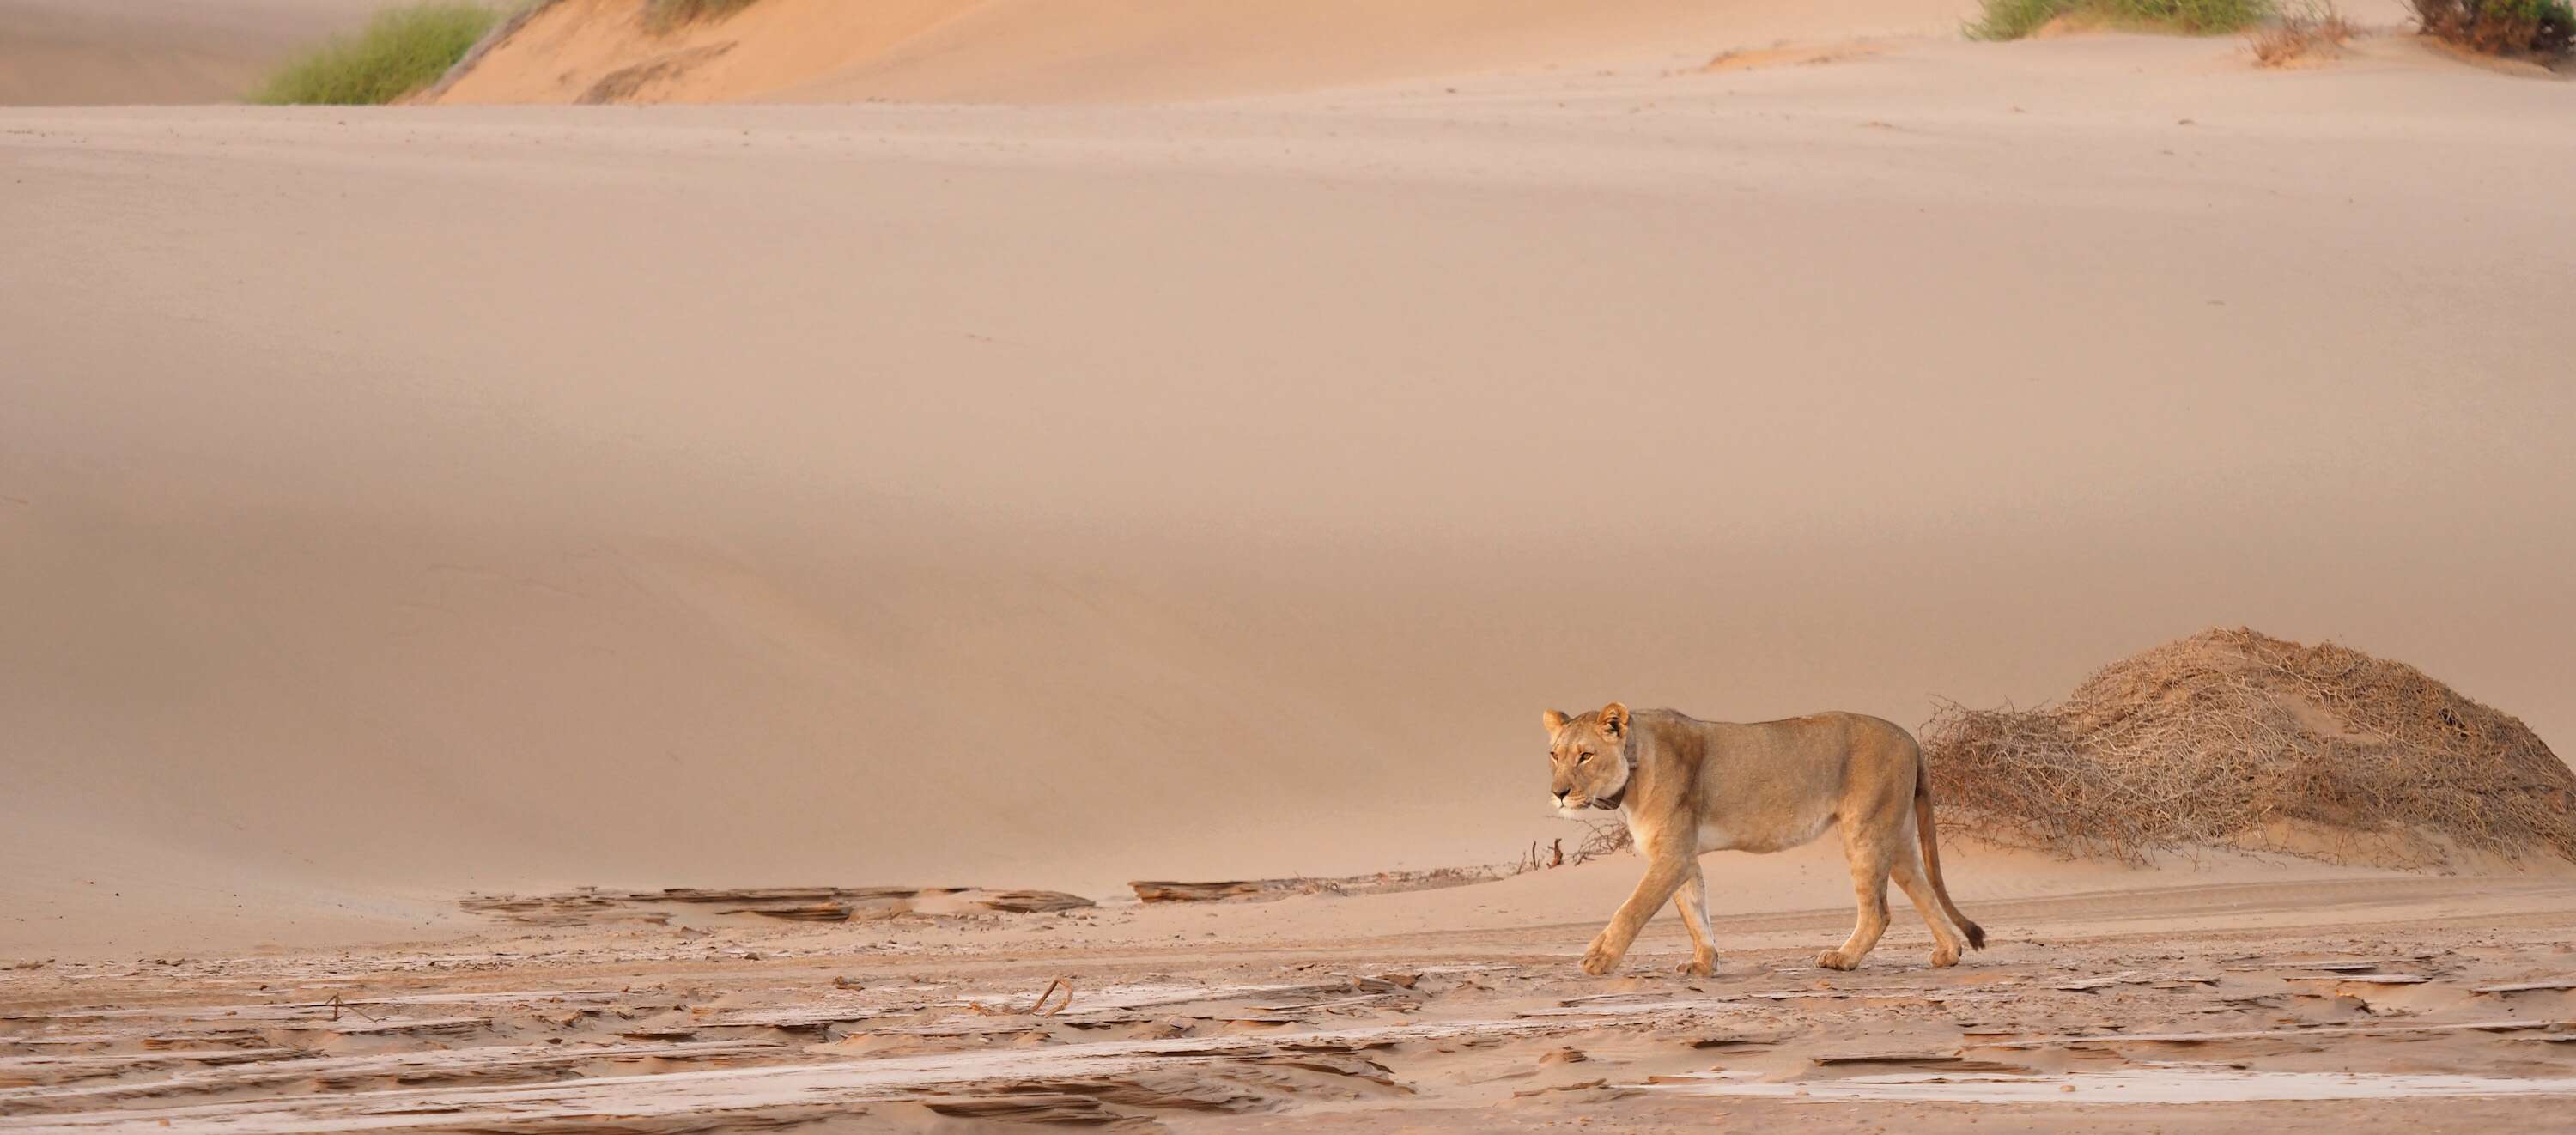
[1542,708,1570,735]
[1598,701,1631,738]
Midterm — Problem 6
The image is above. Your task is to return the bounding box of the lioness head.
[1543,701,1631,816]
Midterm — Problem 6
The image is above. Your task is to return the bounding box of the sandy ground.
[5,2,2575,1129]
[8,848,2576,1131]
[7,30,2573,958]
[0,0,379,106]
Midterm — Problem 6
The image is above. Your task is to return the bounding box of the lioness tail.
[1911,758,1986,950]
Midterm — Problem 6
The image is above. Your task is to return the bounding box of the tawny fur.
[1544,702,1987,976]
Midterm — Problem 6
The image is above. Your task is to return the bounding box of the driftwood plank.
[1973,1019,2573,1049]
[2476,980,2576,994]
[460,885,1092,926]
[1129,867,1505,903]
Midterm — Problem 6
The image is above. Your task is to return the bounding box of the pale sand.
[6,21,2575,959]
[8,853,2576,1130]
[3,16,2575,1130]
[0,0,380,106]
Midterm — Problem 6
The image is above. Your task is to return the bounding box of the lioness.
[1545,702,1985,975]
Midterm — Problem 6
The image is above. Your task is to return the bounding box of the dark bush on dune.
[2413,0,2574,57]
[1923,628,2576,869]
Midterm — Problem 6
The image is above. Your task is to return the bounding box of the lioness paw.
[1677,956,1716,978]
[1580,941,1621,976]
[1816,949,1860,971]
[1930,944,1962,968]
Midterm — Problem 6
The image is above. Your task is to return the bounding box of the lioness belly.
[1697,806,1836,854]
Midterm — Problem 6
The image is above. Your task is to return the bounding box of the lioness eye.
[1578,751,1593,763]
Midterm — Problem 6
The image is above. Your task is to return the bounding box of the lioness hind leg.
[1892,843,1967,967]
[1671,865,1717,977]
[1820,826,1894,971]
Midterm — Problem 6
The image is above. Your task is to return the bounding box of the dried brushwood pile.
[1923,628,2574,868]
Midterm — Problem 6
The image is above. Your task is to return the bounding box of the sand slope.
[5,33,2574,956]
[434,0,1990,104]
[0,0,379,106]
[434,0,2451,106]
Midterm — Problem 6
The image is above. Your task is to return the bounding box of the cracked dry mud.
[7,873,2576,1133]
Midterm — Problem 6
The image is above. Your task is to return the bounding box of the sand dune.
[9,28,2574,959]
[434,0,1990,104]
[0,0,379,106]
[435,0,2451,106]
[9,0,2576,971]
[7,4,2571,1128]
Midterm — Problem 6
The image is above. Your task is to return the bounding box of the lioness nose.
[1552,789,1569,802]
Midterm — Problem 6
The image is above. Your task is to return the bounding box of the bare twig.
[1571,821,1631,865]
[323,994,379,1023]
[1030,976,1072,1016]
[2251,0,2359,65]
[968,976,1074,1017]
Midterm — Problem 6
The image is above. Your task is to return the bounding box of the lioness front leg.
[1582,854,1692,976]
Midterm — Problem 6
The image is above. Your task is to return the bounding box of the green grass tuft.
[1969,0,2275,39]
[645,0,762,31]
[254,3,500,106]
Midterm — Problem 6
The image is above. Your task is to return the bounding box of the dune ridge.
[430,0,1987,105]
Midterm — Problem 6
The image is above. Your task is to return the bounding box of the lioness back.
[1633,709,1914,855]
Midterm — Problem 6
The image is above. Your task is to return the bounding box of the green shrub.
[2414,0,2574,55]
[1970,0,2275,39]
[254,3,499,105]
